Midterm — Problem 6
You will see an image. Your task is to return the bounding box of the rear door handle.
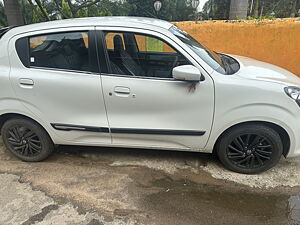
[114,86,130,95]
[19,78,34,86]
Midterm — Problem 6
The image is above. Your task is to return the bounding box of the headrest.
[113,35,124,52]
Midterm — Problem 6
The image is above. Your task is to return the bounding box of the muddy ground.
[0,139,299,225]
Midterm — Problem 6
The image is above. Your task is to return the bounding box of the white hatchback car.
[0,17,299,174]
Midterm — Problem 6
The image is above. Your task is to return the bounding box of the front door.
[9,28,110,145]
[98,28,214,150]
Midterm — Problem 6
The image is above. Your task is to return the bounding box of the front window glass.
[103,31,191,78]
[170,25,226,74]
[135,35,176,53]
[29,32,89,72]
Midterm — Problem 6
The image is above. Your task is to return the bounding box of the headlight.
[284,86,300,107]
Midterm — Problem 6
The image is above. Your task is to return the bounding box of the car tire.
[217,124,283,174]
[1,118,54,162]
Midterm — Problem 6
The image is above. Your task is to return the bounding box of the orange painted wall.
[175,18,300,76]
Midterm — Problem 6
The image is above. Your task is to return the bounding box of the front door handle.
[114,86,130,95]
[19,78,34,86]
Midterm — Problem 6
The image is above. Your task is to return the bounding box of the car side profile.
[0,17,299,174]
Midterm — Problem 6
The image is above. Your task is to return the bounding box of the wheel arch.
[212,121,290,157]
[0,113,54,143]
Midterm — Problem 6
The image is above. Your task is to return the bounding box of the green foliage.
[0,2,8,26]
[203,0,299,20]
[203,0,230,20]
[20,0,33,24]
[248,0,297,18]
[2,0,298,26]
[61,1,73,18]
[127,0,195,21]
[32,4,49,23]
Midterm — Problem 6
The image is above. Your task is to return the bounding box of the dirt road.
[0,139,299,225]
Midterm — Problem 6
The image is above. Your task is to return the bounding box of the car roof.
[5,17,174,38]
[0,26,20,39]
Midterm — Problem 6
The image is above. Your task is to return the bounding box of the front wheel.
[217,124,283,174]
[1,118,54,162]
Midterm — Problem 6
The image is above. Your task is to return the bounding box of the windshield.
[170,25,226,74]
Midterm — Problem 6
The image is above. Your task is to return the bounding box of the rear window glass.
[29,32,89,72]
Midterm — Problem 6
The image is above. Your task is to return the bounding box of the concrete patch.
[201,157,300,188]
[34,204,90,225]
[110,158,192,174]
[83,145,300,189]
[0,173,55,225]
[0,173,141,225]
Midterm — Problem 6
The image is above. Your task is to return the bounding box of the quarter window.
[29,32,90,72]
[103,31,190,78]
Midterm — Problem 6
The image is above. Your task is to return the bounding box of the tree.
[229,0,249,19]
[33,0,50,21]
[0,2,8,27]
[3,0,24,25]
[127,0,195,21]
[290,0,298,17]
[253,0,259,17]
[203,0,300,19]
[2,0,298,26]
[250,0,300,18]
[203,0,231,20]
[64,0,101,17]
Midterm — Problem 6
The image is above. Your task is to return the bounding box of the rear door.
[9,27,111,145]
[97,27,215,151]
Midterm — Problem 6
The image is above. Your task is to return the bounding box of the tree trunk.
[253,0,259,17]
[3,0,24,26]
[290,0,297,17]
[229,0,249,20]
[249,0,254,15]
[260,5,264,17]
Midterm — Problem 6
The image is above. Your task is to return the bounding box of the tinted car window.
[103,31,190,79]
[29,32,89,72]
[135,34,176,53]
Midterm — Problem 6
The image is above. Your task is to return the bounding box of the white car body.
[0,17,299,160]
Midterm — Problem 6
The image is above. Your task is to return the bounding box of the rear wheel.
[217,124,283,174]
[1,118,54,162]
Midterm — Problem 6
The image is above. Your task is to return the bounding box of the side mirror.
[172,65,203,82]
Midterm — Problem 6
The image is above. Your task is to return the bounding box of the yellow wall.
[175,18,300,76]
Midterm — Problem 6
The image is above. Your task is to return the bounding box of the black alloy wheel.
[6,125,42,157]
[226,133,273,169]
[1,118,54,162]
[217,124,283,174]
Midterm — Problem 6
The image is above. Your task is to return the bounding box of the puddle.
[52,147,300,224]
[140,178,295,225]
